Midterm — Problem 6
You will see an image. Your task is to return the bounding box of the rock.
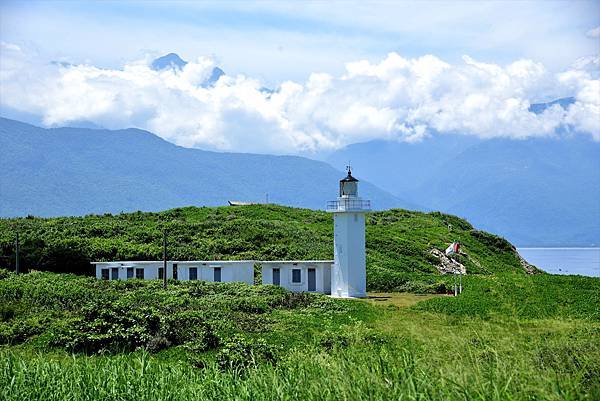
[515,252,541,274]
[429,248,466,274]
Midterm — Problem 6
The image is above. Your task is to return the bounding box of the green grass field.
[1,272,598,400]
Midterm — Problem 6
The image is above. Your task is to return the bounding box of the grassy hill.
[0,205,533,292]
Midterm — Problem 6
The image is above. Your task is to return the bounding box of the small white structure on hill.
[93,168,369,298]
[327,168,370,297]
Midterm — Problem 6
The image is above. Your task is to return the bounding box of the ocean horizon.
[517,247,600,277]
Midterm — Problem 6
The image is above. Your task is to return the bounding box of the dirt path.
[364,292,446,308]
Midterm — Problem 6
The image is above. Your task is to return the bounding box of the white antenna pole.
[454,270,457,296]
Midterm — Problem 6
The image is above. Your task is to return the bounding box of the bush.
[216,334,281,372]
[162,311,219,350]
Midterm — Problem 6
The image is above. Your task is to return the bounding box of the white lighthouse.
[327,167,370,298]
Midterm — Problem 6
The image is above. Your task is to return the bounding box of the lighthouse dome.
[339,168,359,197]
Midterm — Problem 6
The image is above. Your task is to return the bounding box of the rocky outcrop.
[515,252,541,274]
[429,249,466,274]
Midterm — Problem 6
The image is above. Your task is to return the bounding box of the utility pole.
[15,231,20,274]
[163,230,167,290]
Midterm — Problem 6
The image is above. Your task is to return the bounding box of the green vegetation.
[1,272,598,400]
[0,205,532,292]
[1,205,595,399]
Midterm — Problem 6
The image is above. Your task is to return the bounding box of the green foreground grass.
[1,272,599,400]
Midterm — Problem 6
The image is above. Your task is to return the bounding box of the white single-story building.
[93,259,332,294]
[260,261,332,294]
[93,260,254,285]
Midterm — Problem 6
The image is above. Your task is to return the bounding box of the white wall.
[176,261,254,284]
[94,261,254,285]
[261,262,332,294]
[95,262,162,280]
[332,212,367,297]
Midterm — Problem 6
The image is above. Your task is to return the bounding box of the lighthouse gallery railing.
[326,199,371,211]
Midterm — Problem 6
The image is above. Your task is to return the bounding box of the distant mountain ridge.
[151,53,225,87]
[326,132,600,246]
[151,53,187,70]
[528,97,575,114]
[0,118,410,217]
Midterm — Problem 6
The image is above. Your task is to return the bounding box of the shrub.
[216,334,281,372]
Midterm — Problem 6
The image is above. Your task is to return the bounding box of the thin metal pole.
[163,230,167,290]
[15,232,20,274]
[453,271,457,296]
[459,271,463,294]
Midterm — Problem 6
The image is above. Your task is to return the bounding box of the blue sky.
[0,1,598,154]
[1,0,598,82]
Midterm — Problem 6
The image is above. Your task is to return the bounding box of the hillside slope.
[0,205,533,291]
[0,118,408,217]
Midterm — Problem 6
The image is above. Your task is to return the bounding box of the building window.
[189,267,197,280]
[292,268,302,284]
[213,267,221,282]
[158,267,164,279]
[135,268,144,279]
[101,269,109,280]
[111,267,119,280]
[173,263,178,280]
[127,267,134,279]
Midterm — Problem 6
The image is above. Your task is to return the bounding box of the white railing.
[326,199,371,212]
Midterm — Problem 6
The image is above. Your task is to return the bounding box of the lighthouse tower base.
[331,211,367,298]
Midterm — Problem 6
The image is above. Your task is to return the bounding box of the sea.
[517,248,600,277]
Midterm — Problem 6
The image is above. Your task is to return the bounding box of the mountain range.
[150,53,225,88]
[325,132,600,246]
[0,117,408,217]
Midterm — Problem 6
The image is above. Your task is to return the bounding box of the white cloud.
[0,41,21,52]
[587,26,600,38]
[1,48,599,154]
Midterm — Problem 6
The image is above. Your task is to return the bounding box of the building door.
[308,268,316,291]
[272,268,280,285]
[213,267,221,282]
[111,267,119,280]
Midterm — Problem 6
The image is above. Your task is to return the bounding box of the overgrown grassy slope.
[1,272,598,400]
[0,205,531,291]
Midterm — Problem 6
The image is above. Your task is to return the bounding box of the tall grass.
[2,339,596,401]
